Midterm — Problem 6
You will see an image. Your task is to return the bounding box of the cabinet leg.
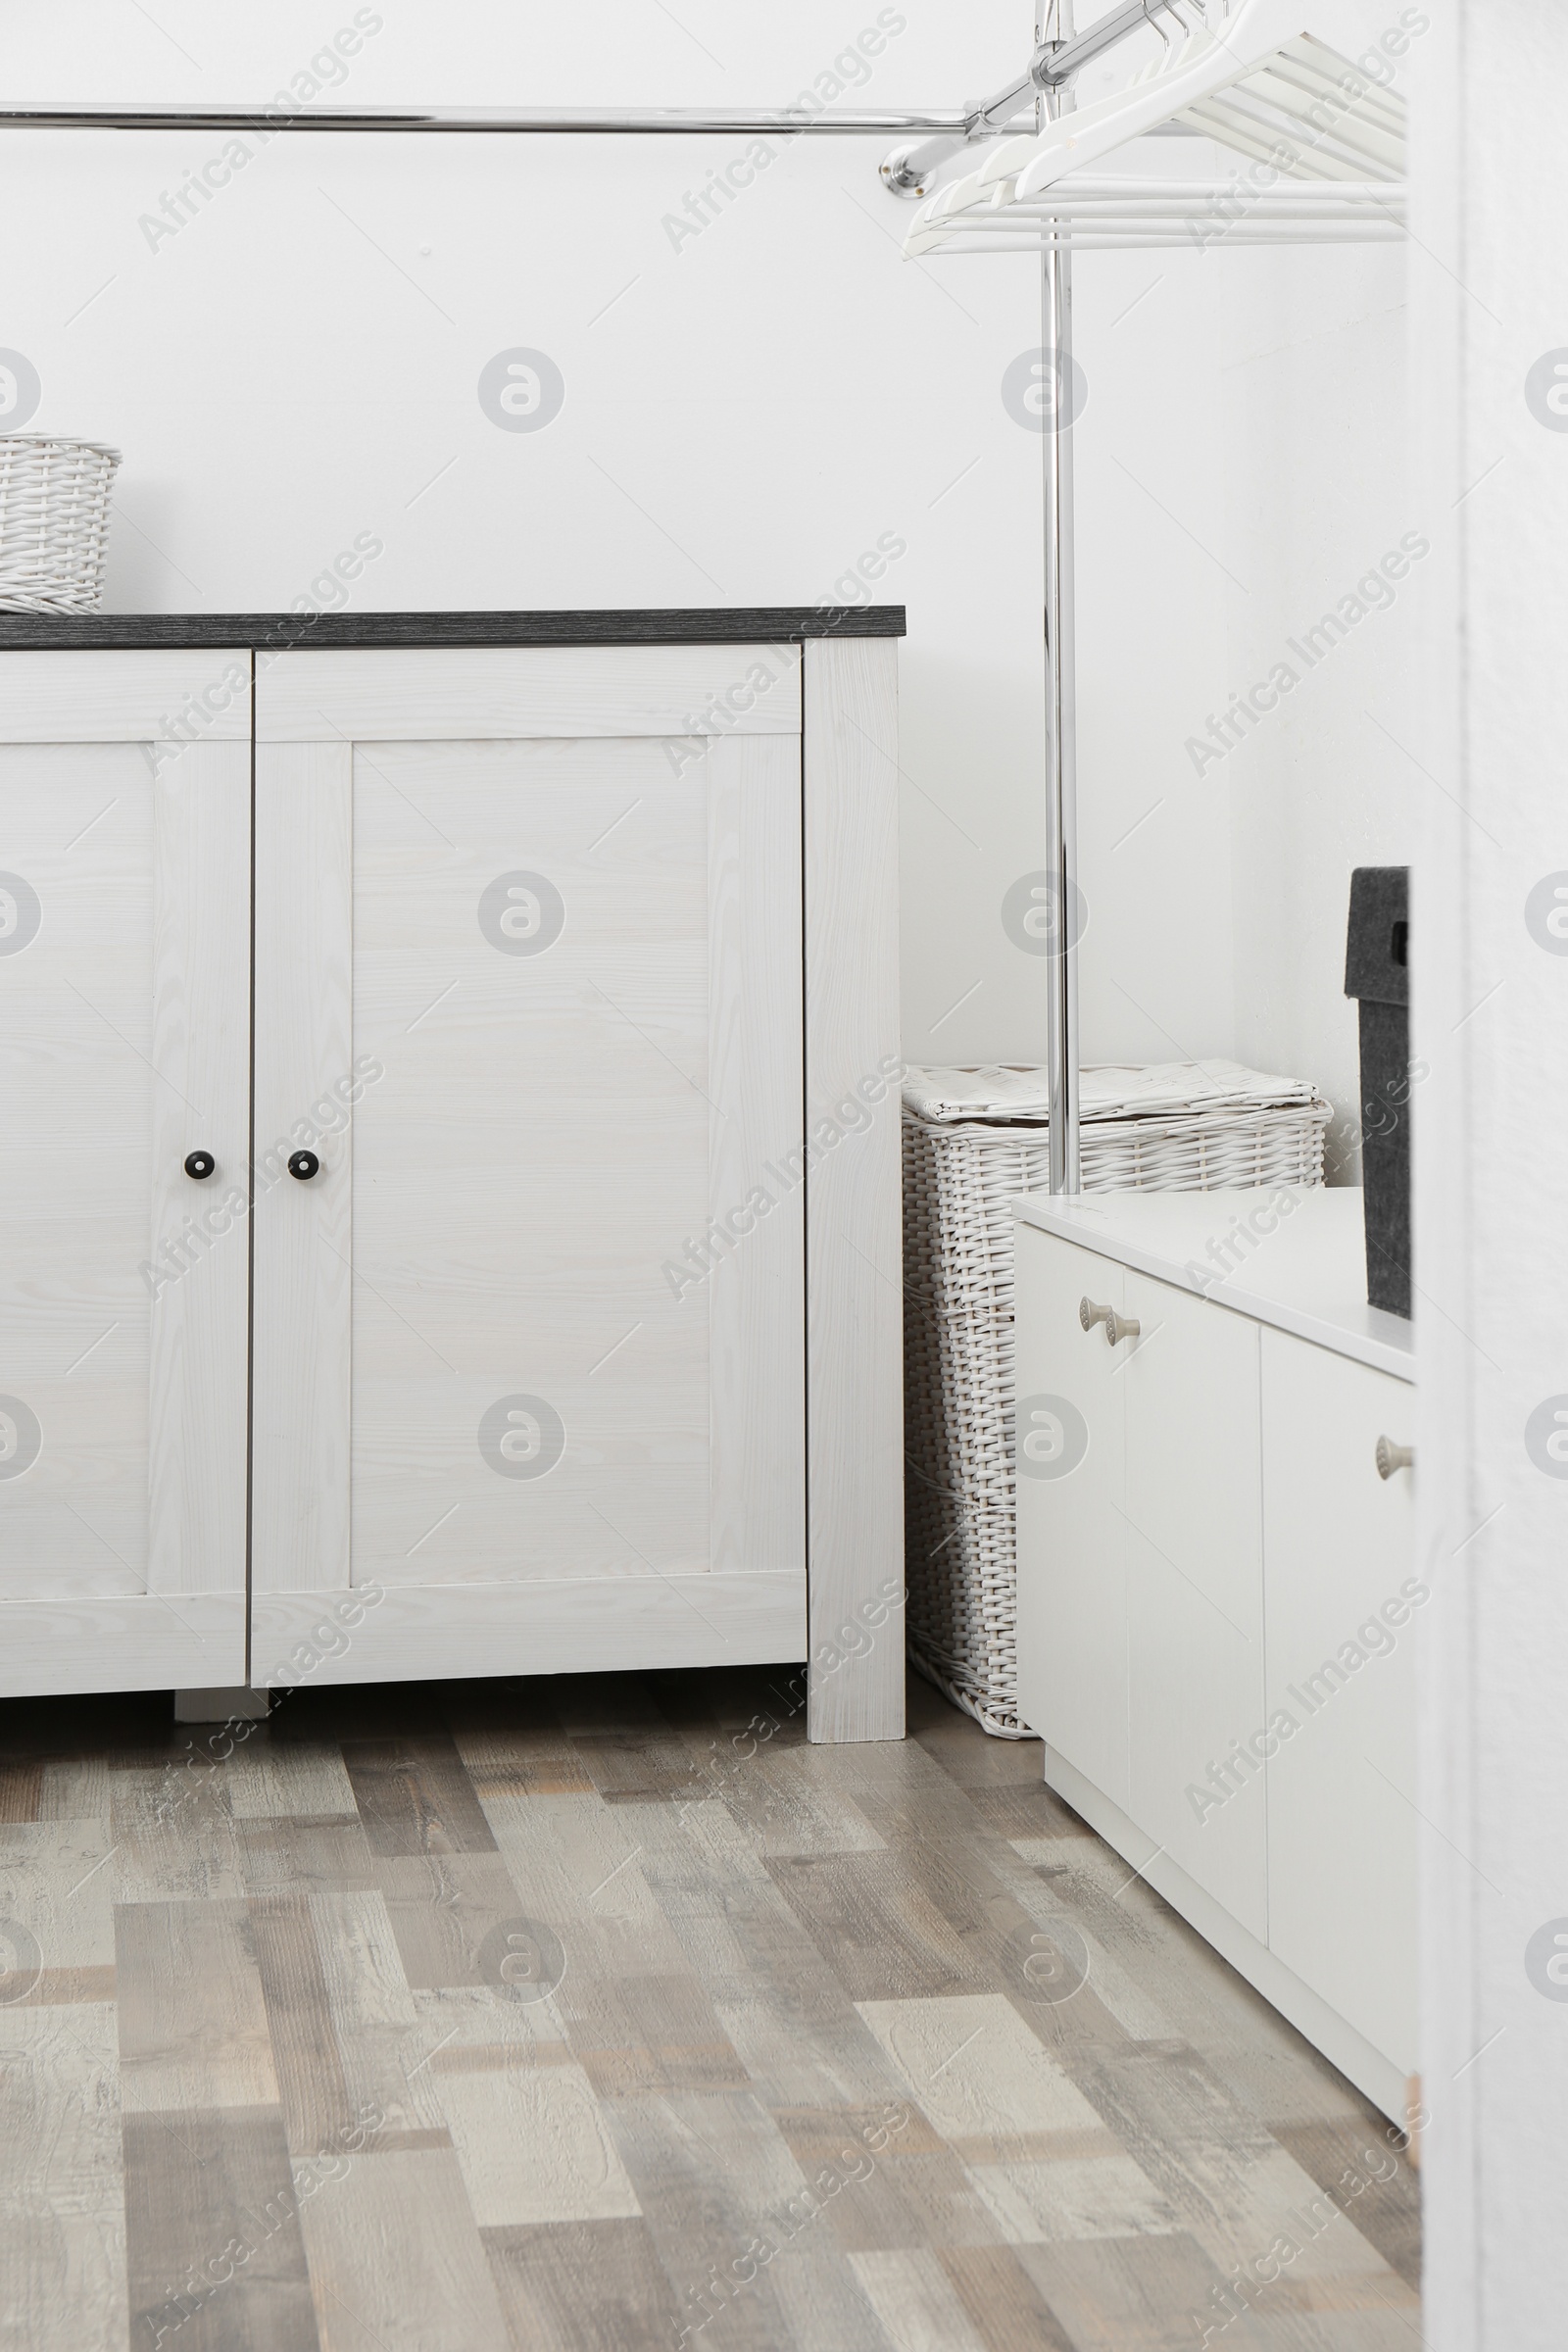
[172,1686,272,1724]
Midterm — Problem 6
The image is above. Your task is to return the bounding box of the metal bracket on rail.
[878,0,1188,199]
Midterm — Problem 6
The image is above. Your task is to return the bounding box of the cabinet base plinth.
[251,1574,808,1692]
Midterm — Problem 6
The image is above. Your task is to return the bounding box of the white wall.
[1066,0,1420,1168]
[0,0,1037,1072]
[1217,180,1419,1178]
[1415,7,1568,2342]
[1063,178,1237,1074]
[0,2,1417,1123]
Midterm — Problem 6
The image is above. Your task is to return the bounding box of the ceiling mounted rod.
[0,102,979,135]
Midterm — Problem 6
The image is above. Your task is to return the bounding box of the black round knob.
[288,1151,320,1182]
[183,1151,216,1181]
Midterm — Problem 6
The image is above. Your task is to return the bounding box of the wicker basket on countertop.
[903,1061,1333,1737]
[0,436,121,612]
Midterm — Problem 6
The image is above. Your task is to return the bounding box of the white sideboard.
[1011,1185,1417,2118]
[0,614,905,1741]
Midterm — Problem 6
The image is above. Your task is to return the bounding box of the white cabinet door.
[1261,1327,1417,2069]
[1013,1229,1128,1805]
[251,648,807,1685]
[0,653,250,1693]
[1123,1273,1266,1939]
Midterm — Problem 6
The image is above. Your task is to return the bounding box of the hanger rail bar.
[0,1,1176,147]
[0,103,988,135]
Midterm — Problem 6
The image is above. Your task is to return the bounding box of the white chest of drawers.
[1011,1185,1417,2119]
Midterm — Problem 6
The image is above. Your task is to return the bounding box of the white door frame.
[1413,13,1568,2339]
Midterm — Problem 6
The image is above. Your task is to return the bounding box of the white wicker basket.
[0,436,121,612]
[904,1062,1332,1738]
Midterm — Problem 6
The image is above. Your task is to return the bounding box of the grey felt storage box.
[1345,865,1412,1319]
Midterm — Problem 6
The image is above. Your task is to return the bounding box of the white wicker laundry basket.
[0,436,121,612]
[904,1062,1333,1737]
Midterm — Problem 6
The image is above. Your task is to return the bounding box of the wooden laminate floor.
[0,1664,1420,2351]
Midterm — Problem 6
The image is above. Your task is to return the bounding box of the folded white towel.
[903,1059,1324,1126]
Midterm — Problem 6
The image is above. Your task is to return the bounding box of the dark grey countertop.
[0,607,906,652]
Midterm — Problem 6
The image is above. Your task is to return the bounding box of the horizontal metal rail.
[0,0,1190,165]
[0,4,1172,170]
[0,103,983,135]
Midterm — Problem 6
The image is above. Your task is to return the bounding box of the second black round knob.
[288,1151,321,1182]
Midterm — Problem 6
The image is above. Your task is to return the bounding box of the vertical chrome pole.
[1040,1,1080,1193]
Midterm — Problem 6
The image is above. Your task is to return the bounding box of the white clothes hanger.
[905,0,1404,259]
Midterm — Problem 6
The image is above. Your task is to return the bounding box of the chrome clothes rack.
[895,0,1406,1187]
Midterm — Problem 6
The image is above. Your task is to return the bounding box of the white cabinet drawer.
[1261,1325,1419,2069]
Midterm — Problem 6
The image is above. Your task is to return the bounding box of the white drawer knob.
[1376,1436,1414,1480]
[1080,1297,1140,1347]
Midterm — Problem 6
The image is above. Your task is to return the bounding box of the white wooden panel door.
[1122,1274,1266,1940]
[252,650,807,1686]
[1261,1327,1417,2070]
[1012,1229,1129,1806]
[0,655,250,1694]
